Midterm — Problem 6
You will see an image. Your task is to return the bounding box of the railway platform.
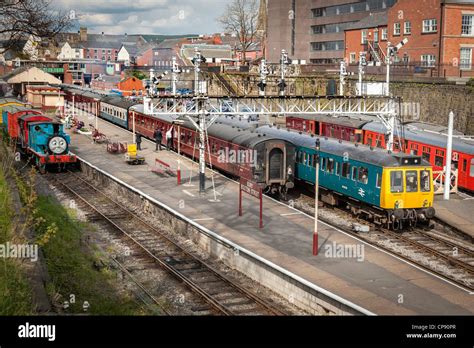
[434,194,474,240]
[65,114,473,315]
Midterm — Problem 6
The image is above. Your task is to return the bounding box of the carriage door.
[268,147,284,182]
[314,121,320,135]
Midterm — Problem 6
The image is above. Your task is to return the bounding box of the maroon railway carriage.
[130,104,296,195]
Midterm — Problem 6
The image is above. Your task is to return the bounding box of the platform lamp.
[94,98,99,131]
[313,138,321,256]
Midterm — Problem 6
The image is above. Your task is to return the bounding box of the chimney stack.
[80,27,87,42]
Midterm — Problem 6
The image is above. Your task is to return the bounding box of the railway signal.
[192,48,206,94]
[279,49,291,96]
[358,52,367,96]
[258,59,269,96]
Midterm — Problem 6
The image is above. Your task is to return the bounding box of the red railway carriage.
[363,122,474,192]
[3,106,42,139]
[286,114,373,143]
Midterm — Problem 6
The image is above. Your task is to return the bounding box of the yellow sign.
[128,144,137,156]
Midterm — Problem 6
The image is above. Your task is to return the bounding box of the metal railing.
[433,170,458,195]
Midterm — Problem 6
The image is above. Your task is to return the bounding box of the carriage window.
[422,146,431,162]
[375,137,382,148]
[335,162,340,176]
[470,159,474,178]
[406,170,418,192]
[321,157,327,171]
[312,155,317,168]
[342,163,351,178]
[462,159,467,172]
[420,170,431,192]
[410,143,418,155]
[390,171,404,193]
[358,167,368,184]
[352,167,358,181]
[435,149,444,167]
[376,173,381,188]
[327,158,334,174]
[296,151,302,163]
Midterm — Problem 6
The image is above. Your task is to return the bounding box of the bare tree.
[218,0,259,64]
[0,0,72,53]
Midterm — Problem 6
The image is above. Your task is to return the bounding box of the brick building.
[265,0,397,64]
[344,0,474,77]
[344,11,389,65]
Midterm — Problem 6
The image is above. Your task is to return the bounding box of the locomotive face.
[48,136,68,155]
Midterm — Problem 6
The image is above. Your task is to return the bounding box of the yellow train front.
[379,155,435,230]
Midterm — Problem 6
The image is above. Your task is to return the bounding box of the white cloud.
[54,0,228,35]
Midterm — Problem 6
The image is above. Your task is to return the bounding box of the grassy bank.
[0,169,34,315]
[33,195,145,315]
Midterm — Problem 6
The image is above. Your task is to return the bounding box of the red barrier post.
[177,160,181,185]
[239,181,242,216]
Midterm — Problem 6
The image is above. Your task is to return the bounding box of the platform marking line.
[281,212,303,216]
[182,190,195,197]
[193,218,215,222]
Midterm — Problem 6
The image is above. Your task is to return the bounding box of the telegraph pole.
[148,68,155,97]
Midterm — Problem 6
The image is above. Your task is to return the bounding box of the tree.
[218,0,259,64]
[0,0,71,53]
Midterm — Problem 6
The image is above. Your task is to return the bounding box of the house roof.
[3,66,61,84]
[121,44,139,56]
[345,11,388,31]
[181,44,233,59]
[156,38,187,49]
[80,34,145,50]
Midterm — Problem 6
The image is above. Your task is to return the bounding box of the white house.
[117,44,139,66]
[57,42,84,60]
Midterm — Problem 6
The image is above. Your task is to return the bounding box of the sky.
[55,0,229,36]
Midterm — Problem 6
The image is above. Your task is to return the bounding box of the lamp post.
[313,139,320,256]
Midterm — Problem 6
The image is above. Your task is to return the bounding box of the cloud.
[55,0,228,35]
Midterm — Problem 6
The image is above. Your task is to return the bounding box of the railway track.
[48,170,284,316]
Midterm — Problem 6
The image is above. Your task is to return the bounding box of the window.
[312,8,325,17]
[108,49,111,54]
[374,29,379,42]
[312,25,324,34]
[352,166,358,181]
[422,146,431,162]
[423,19,437,33]
[406,171,418,192]
[390,171,403,193]
[404,21,411,35]
[471,158,474,177]
[394,23,401,36]
[460,48,472,70]
[361,30,368,44]
[420,170,431,192]
[322,157,327,171]
[335,162,341,176]
[421,54,436,67]
[327,158,335,174]
[350,52,356,64]
[435,149,444,167]
[376,173,382,188]
[342,163,351,178]
[410,143,418,155]
[461,15,474,36]
[358,167,368,184]
[311,41,344,51]
[381,28,388,40]
[102,49,106,54]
